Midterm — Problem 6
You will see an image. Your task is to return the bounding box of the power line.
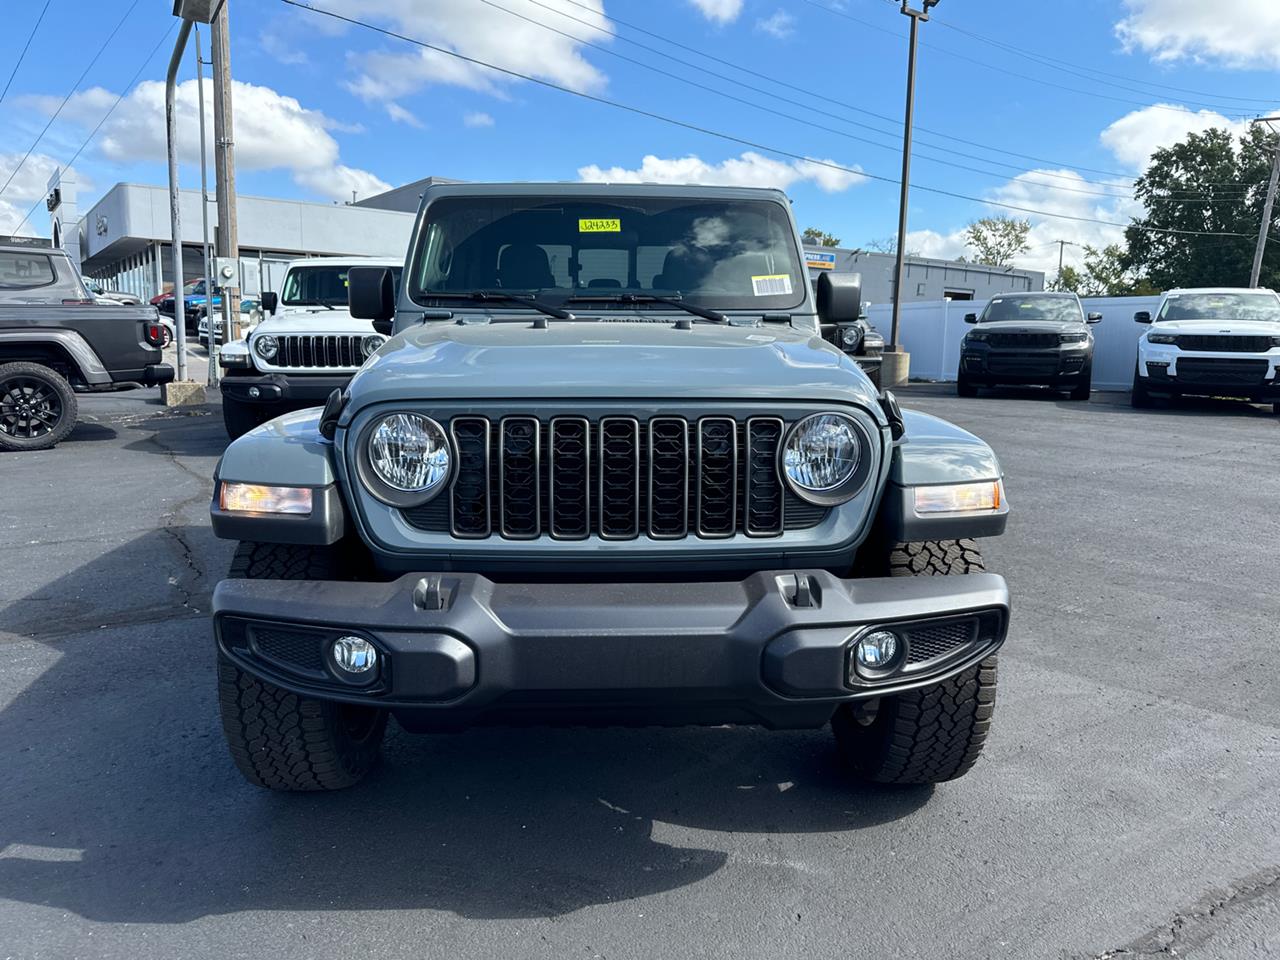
[0,0,52,106]
[277,0,1258,240]
[13,22,176,234]
[495,0,1254,205]
[0,0,142,202]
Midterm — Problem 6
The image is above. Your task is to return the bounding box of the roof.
[421,181,791,202]
[1164,287,1278,295]
[283,255,402,268]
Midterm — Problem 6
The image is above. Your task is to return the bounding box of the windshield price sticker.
[751,274,793,297]
[579,218,621,233]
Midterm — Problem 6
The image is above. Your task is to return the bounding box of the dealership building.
[60,172,1043,303]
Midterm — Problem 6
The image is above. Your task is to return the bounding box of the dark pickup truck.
[0,303,174,451]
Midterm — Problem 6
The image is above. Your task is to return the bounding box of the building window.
[945,289,975,301]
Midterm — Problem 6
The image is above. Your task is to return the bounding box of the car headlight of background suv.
[357,412,452,507]
[361,334,388,359]
[781,412,871,506]
[1059,332,1089,344]
[1147,333,1178,345]
[965,331,989,343]
[253,335,278,360]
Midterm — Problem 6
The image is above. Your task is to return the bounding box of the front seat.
[652,246,713,293]
[498,243,556,290]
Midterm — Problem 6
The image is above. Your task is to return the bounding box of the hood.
[1148,318,1280,336]
[255,307,378,336]
[968,319,1083,335]
[346,318,880,408]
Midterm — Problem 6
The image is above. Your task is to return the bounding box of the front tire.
[0,361,78,452]
[864,364,882,390]
[1131,362,1153,408]
[1068,369,1092,402]
[217,542,387,791]
[833,539,998,784]
[956,374,979,398]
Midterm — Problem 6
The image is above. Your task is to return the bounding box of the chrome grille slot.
[550,417,591,539]
[598,417,641,540]
[745,418,784,536]
[696,417,738,538]
[648,417,688,539]
[499,417,541,538]
[450,417,490,538]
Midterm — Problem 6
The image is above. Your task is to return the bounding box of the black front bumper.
[1141,363,1280,400]
[220,372,352,405]
[962,346,1090,385]
[213,569,1009,730]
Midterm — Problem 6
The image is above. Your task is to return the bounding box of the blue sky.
[3,0,1279,274]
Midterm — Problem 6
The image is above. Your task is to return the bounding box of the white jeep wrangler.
[217,257,402,437]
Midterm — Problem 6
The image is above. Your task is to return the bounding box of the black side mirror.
[1134,311,1152,324]
[260,291,277,314]
[964,313,978,324]
[816,271,862,324]
[349,266,397,327]
[1087,312,1103,324]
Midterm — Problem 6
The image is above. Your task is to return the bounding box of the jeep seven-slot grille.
[404,415,826,540]
[276,334,364,369]
[1173,334,1273,353]
[986,332,1060,348]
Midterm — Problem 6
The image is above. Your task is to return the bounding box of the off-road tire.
[865,364,882,390]
[833,539,998,784]
[956,374,979,398]
[222,395,268,440]
[217,542,387,791]
[1068,370,1092,402]
[0,361,78,452]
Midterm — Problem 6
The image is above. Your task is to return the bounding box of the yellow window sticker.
[751,274,793,296]
[579,218,621,233]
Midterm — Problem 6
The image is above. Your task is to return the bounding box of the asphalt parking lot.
[1,383,1277,959]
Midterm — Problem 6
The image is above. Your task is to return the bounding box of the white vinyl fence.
[866,295,1163,391]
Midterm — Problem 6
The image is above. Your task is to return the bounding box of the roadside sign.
[806,251,837,271]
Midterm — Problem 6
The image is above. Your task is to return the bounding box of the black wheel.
[833,539,998,784]
[218,542,387,791]
[1068,370,1092,402]
[221,395,268,439]
[161,326,173,348]
[957,374,979,398]
[0,361,78,452]
[865,364,882,390]
[1131,363,1153,408]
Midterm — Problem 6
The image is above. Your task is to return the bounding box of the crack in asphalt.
[141,427,213,617]
[1088,867,1280,958]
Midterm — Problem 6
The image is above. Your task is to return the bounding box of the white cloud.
[905,228,968,261]
[322,0,610,111]
[756,10,795,39]
[1100,103,1249,171]
[40,79,386,203]
[386,102,424,127]
[1116,0,1280,67]
[0,152,86,237]
[463,111,495,128]
[687,0,743,23]
[578,151,865,193]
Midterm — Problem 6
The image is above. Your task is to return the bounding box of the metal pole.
[195,26,217,384]
[165,19,193,384]
[889,9,923,350]
[211,2,240,343]
[1058,240,1066,278]
[1250,119,1280,288]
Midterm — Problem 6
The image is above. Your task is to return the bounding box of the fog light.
[854,630,899,672]
[331,636,378,675]
[248,386,260,398]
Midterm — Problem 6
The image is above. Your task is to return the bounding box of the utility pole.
[1054,239,1078,288]
[1249,116,1280,289]
[164,19,193,385]
[211,0,240,342]
[887,0,940,388]
[195,26,217,385]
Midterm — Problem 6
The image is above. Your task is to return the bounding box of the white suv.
[217,257,402,437]
[1132,287,1280,414]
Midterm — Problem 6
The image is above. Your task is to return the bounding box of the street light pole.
[887,0,939,388]
[195,26,217,385]
[164,19,193,385]
[1249,116,1280,289]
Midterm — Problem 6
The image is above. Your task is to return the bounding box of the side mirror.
[964,313,978,324]
[1087,312,1103,324]
[1134,311,1151,324]
[815,271,862,324]
[348,266,397,325]
[260,291,277,314]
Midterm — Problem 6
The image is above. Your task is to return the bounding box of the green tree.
[965,216,1031,266]
[1049,264,1083,293]
[1124,126,1276,289]
[802,227,841,247]
[1078,244,1159,297]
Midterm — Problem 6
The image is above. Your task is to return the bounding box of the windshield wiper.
[567,292,726,324]
[428,290,574,320]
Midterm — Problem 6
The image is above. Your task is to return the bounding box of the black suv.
[958,291,1100,401]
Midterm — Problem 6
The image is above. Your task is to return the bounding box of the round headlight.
[253,335,278,360]
[361,334,387,359]
[840,326,860,347]
[365,413,451,497]
[783,413,864,504]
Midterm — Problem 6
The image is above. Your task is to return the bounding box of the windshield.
[980,295,1083,323]
[409,196,806,311]
[1157,292,1280,322]
[282,265,403,307]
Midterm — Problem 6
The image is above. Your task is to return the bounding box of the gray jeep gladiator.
[209,183,1011,792]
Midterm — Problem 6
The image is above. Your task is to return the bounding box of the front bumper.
[220,372,352,405]
[1141,355,1280,400]
[213,569,1009,729]
[962,345,1090,385]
